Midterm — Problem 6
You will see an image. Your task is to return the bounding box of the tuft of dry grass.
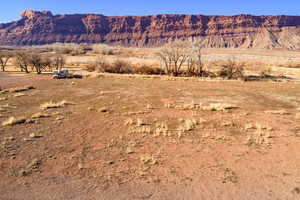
[264,110,290,115]
[178,119,198,132]
[124,118,134,126]
[31,112,51,119]
[40,100,74,110]
[0,86,35,94]
[29,133,43,138]
[2,116,26,126]
[140,154,158,165]
[154,121,169,137]
[14,93,26,97]
[128,126,152,134]
[244,123,273,146]
[202,103,238,111]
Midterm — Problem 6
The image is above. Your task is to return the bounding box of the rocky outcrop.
[1,10,300,49]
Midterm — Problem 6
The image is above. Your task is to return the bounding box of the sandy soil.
[1,72,300,199]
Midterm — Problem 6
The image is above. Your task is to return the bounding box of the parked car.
[52,69,82,79]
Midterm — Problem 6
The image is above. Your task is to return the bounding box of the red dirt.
[1,73,300,199]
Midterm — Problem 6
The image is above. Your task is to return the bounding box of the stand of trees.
[8,52,65,74]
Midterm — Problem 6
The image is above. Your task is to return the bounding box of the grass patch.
[2,116,26,126]
[40,100,74,110]
[0,86,35,94]
[264,110,290,115]
[14,93,26,97]
[31,112,51,119]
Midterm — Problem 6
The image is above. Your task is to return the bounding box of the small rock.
[98,107,109,113]
[107,161,114,165]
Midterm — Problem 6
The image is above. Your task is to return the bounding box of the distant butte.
[0,10,300,49]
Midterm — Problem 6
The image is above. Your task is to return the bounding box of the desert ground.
[1,46,300,199]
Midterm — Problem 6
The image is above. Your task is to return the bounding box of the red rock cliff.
[0,10,300,49]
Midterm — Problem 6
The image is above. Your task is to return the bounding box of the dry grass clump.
[40,100,74,110]
[181,101,202,110]
[153,121,169,137]
[14,93,26,97]
[124,118,134,126]
[264,110,290,115]
[164,101,238,111]
[177,118,198,138]
[91,44,118,55]
[0,86,35,94]
[178,119,198,132]
[31,112,51,119]
[244,123,273,131]
[125,118,151,134]
[164,102,175,108]
[129,126,152,134]
[244,123,273,146]
[124,111,149,116]
[0,104,17,112]
[202,103,238,111]
[2,116,26,126]
[140,154,158,165]
[146,104,154,109]
[0,97,7,101]
[245,127,272,146]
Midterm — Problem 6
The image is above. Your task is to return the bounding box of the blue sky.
[1,0,299,23]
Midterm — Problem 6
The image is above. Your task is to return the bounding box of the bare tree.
[52,54,65,70]
[157,40,190,76]
[14,52,30,73]
[28,53,53,74]
[192,39,205,76]
[185,39,205,76]
[0,51,13,72]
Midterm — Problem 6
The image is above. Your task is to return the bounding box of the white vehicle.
[52,69,83,79]
[52,69,69,79]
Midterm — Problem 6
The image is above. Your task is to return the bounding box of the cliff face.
[1,10,300,49]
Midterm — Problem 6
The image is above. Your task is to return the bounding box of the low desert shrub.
[51,43,86,55]
[260,68,272,78]
[133,64,165,75]
[92,44,116,55]
[218,59,244,79]
[90,59,133,74]
[108,59,132,74]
